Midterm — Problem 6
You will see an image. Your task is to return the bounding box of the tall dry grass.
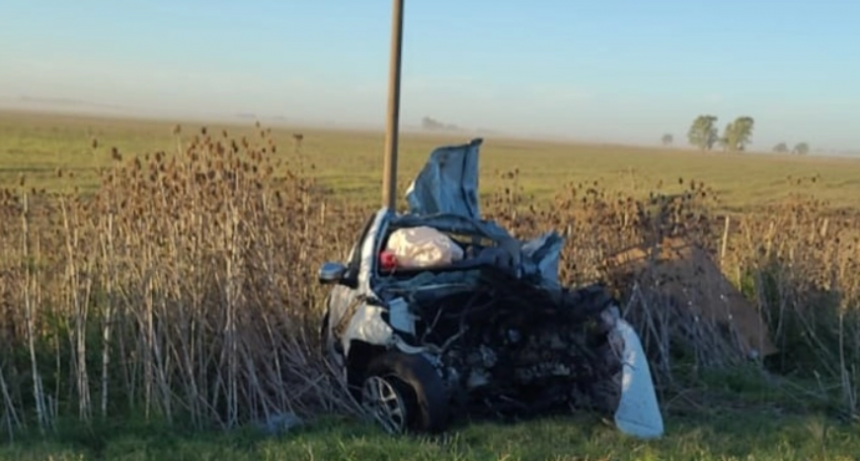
[0,126,857,438]
[0,125,368,436]
[486,169,859,416]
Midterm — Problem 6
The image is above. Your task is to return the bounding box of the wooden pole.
[382,0,405,211]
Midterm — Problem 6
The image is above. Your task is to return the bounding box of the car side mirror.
[319,262,348,285]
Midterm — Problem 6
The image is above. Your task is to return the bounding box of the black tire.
[362,350,449,434]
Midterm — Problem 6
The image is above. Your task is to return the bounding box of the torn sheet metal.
[342,303,393,355]
[521,232,564,289]
[405,138,482,220]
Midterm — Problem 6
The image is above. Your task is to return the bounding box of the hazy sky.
[1,1,858,149]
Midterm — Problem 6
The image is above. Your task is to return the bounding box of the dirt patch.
[604,236,777,358]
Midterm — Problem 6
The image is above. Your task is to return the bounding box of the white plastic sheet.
[613,319,665,439]
[386,226,464,269]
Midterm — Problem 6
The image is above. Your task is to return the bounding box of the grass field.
[2,408,859,461]
[3,110,860,213]
[1,109,859,461]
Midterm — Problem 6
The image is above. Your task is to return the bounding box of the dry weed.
[0,133,857,437]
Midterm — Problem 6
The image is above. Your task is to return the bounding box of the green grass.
[2,409,858,461]
[3,109,860,213]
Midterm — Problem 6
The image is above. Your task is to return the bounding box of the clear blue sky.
[1,1,858,150]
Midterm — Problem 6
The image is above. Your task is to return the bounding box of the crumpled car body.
[318,138,664,438]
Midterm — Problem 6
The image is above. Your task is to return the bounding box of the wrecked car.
[318,138,664,439]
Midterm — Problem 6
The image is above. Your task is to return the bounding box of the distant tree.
[687,115,719,151]
[421,116,461,131]
[661,133,674,146]
[421,116,444,130]
[773,142,789,153]
[719,116,755,152]
[793,142,810,155]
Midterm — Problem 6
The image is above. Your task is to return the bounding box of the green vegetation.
[774,141,812,155]
[1,408,858,461]
[686,114,762,153]
[686,115,720,151]
[2,110,858,213]
[1,109,859,460]
[718,116,755,152]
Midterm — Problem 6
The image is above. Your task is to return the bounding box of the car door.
[322,213,378,355]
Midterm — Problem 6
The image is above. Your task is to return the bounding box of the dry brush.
[0,126,857,438]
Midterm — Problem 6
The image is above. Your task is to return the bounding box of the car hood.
[405,138,482,219]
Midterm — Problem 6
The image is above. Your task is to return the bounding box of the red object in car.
[380,250,397,271]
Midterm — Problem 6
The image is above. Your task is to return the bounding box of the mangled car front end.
[318,139,664,439]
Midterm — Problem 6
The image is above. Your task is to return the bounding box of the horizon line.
[1,101,858,160]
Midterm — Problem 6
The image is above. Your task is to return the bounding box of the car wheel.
[361,351,449,434]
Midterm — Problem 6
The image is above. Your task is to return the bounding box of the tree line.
[773,141,810,155]
[660,115,810,154]
[421,116,462,132]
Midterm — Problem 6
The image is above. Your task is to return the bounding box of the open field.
[3,110,860,213]
[0,110,859,460]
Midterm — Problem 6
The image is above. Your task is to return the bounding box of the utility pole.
[382,0,404,211]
